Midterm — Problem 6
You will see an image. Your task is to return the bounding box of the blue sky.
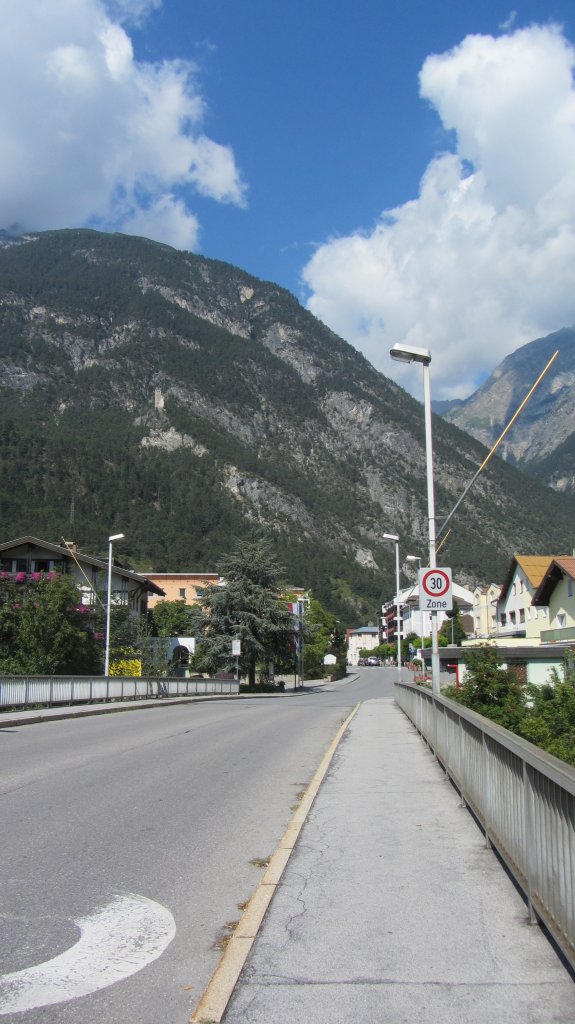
[3,1,575,397]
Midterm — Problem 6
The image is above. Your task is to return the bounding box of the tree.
[198,540,294,686]
[302,596,347,679]
[518,655,575,766]
[438,600,467,646]
[446,644,526,731]
[0,575,100,675]
[151,600,202,638]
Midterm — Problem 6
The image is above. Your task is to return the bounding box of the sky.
[2,1,575,400]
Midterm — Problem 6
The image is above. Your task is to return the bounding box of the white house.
[471,584,501,638]
[0,535,164,615]
[347,625,379,665]
[496,554,553,642]
[531,556,575,645]
[386,581,474,642]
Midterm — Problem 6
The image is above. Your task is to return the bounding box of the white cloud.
[302,24,575,400]
[0,0,245,249]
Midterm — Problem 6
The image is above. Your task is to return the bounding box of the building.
[347,626,379,666]
[471,584,501,638]
[144,573,221,609]
[496,555,553,641]
[532,556,575,645]
[381,581,474,643]
[0,535,164,614]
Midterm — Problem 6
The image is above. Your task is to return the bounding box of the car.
[367,656,380,666]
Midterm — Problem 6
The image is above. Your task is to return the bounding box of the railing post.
[523,761,538,924]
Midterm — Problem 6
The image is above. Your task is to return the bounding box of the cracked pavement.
[222,699,575,1024]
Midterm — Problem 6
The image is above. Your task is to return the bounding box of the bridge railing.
[394,680,575,972]
[0,675,239,708]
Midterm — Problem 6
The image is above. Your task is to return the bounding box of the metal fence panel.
[394,681,575,971]
[0,675,239,708]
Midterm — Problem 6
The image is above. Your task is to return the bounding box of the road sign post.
[418,568,452,612]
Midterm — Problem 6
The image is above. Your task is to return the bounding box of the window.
[32,559,51,573]
[520,579,524,593]
[179,588,186,599]
[558,613,567,628]
[519,608,525,623]
[568,579,574,598]
[509,611,516,625]
[501,613,507,626]
[15,559,26,572]
[195,587,205,597]
[512,583,516,595]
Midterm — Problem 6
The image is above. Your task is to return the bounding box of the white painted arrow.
[0,893,176,1015]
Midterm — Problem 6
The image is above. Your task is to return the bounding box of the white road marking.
[0,893,176,1014]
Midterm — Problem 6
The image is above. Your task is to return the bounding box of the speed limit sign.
[419,568,453,611]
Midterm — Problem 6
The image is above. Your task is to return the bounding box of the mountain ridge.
[1,228,573,624]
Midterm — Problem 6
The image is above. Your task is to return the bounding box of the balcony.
[539,625,575,644]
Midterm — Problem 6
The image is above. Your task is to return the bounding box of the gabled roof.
[498,554,555,602]
[0,535,164,595]
[532,558,575,606]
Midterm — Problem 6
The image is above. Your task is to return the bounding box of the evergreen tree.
[198,540,294,686]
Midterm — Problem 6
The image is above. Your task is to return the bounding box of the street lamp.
[390,343,440,694]
[104,533,125,677]
[383,532,402,680]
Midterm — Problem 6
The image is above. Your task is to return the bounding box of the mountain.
[1,228,574,625]
[440,327,575,493]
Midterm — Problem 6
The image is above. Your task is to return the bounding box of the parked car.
[367,656,380,666]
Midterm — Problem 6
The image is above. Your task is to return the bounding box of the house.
[495,555,553,642]
[0,536,164,614]
[471,584,501,638]
[381,581,474,642]
[531,557,575,645]
[347,626,379,665]
[144,573,221,609]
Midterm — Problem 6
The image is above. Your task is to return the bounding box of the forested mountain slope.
[1,229,573,624]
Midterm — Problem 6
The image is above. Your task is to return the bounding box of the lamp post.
[383,532,402,680]
[104,533,124,677]
[390,343,440,694]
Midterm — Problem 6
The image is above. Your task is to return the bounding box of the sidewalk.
[219,699,575,1024]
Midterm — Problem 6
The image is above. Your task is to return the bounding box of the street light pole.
[104,533,124,677]
[383,533,401,680]
[390,344,440,695]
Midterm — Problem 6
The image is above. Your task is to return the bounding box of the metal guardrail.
[394,680,575,972]
[0,675,239,708]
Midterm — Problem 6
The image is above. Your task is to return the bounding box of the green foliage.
[446,644,526,731]
[303,596,346,680]
[519,660,575,766]
[0,575,100,675]
[151,600,202,638]
[446,645,575,766]
[438,601,467,646]
[198,540,294,686]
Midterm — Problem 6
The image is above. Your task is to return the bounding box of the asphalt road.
[0,668,395,1023]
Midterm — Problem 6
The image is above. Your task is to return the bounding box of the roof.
[350,625,379,635]
[532,558,575,606]
[499,554,556,601]
[0,535,165,595]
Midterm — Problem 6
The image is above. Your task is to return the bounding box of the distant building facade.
[144,573,221,609]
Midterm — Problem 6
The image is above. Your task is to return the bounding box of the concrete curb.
[189,702,361,1024]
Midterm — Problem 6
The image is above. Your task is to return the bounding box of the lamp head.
[108,533,125,542]
[390,343,431,366]
[383,533,399,542]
